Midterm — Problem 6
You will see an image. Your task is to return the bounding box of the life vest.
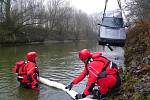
[91,54,121,91]
[13,60,39,82]
[85,54,111,75]
[13,60,26,74]
[72,52,121,96]
[90,52,118,76]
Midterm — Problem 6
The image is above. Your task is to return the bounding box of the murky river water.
[0,41,124,100]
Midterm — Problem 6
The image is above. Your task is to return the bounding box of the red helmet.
[79,49,91,62]
[26,52,37,62]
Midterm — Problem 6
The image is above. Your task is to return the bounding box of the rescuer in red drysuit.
[13,52,39,89]
[65,49,121,99]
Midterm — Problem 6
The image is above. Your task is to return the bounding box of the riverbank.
[122,34,150,99]
[0,40,90,47]
[123,20,150,100]
[109,20,150,100]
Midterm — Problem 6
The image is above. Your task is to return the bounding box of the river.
[0,41,124,100]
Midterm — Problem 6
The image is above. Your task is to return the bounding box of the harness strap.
[93,55,110,72]
[85,56,111,78]
[102,60,110,72]
[18,61,38,76]
[99,56,107,60]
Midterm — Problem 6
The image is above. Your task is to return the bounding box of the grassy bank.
[108,20,150,100]
[121,20,150,100]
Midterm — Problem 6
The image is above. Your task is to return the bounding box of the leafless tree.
[0,0,96,43]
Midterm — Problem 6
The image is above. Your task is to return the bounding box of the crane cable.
[102,0,128,24]
[117,0,122,10]
[101,0,108,23]
[99,0,108,37]
[117,0,129,25]
[98,0,108,40]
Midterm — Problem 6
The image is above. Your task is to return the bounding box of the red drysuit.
[13,52,38,89]
[71,52,118,96]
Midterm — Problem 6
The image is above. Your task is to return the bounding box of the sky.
[68,0,125,14]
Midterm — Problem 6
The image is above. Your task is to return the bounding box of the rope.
[117,0,124,20]
[101,0,108,23]
[101,0,125,24]
[116,0,129,24]
[98,0,108,38]
[117,0,122,10]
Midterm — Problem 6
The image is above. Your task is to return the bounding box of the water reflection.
[16,88,38,100]
[0,41,124,100]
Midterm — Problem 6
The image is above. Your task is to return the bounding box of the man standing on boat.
[13,51,39,89]
[65,49,121,99]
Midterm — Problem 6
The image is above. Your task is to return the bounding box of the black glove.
[34,83,39,88]
[75,94,83,99]
[75,93,86,99]
[97,71,108,80]
[17,77,23,82]
[65,83,73,90]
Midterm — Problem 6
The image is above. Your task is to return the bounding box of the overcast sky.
[68,0,125,14]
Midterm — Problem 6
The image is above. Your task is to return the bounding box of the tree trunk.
[5,0,11,23]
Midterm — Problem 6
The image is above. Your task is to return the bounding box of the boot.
[92,88,100,99]
[98,94,106,100]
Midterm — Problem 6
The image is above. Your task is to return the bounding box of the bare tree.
[125,0,150,22]
[0,0,96,43]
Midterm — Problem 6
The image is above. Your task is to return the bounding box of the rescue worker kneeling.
[13,52,39,89]
[65,49,121,99]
